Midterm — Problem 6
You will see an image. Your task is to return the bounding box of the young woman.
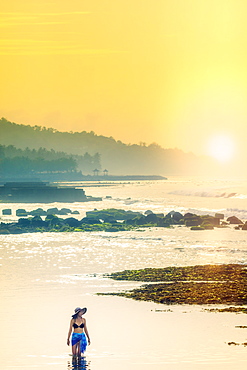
[67,307,91,357]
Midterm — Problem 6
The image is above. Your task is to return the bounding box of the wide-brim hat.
[73,307,87,316]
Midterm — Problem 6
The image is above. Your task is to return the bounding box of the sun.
[207,134,235,163]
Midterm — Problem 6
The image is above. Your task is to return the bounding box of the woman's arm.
[84,319,91,345]
[67,319,74,346]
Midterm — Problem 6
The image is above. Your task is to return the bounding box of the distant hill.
[0,118,216,175]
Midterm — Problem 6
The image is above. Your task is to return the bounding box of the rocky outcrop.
[227,216,243,224]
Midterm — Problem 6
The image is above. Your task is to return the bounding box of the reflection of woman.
[67,307,91,357]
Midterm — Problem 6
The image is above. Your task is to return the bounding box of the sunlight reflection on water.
[1,179,247,369]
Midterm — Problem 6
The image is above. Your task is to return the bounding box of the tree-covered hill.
[0,118,216,175]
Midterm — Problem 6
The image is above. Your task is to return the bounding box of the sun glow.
[207,134,235,163]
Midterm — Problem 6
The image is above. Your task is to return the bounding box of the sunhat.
[72,307,87,316]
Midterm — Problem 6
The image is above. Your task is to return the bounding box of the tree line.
[0,118,218,176]
[0,143,101,178]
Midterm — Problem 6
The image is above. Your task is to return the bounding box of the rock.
[145,213,158,223]
[45,214,62,226]
[0,229,10,234]
[47,207,59,215]
[133,216,146,225]
[2,209,12,215]
[172,211,183,222]
[226,216,243,224]
[215,213,224,219]
[60,208,72,214]
[71,210,80,214]
[81,217,101,224]
[29,208,47,216]
[184,213,201,227]
[18,218,31,227]
[242,223,247,230]
[31,215,46,227]
[63,217,81,227]
[16,209,28,217]
[144,210,153,215]
[201,215,220,226]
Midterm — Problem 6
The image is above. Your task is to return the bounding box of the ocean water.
[0,177,247,370]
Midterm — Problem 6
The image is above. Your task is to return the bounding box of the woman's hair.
[72,313,78,319]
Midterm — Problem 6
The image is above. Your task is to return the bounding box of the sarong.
[71,332,87,353]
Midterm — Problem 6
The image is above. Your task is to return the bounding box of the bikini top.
[73,322,84,329]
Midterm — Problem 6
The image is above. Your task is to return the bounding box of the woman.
[67,307,91,357]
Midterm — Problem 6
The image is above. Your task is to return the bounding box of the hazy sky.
[1,0,247,165]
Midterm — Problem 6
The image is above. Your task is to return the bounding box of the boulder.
[18,218,31,227]
[226,216,243,224]
[2,209,12,215]
[145,213,158,223]
[184,213,201,227]
[45,214,62,226]
[81,217,101,224]
[201,215,220,226]
[144,210,153,215]
[47,207,59,215]
[215,213,224,219]
[242,223,247,230]
[31,215,46,227]
[29,208,47,216]
[60,208,72,214]
[172,211,183,222]
[71,210,80,214]
[16,209,28,217]
[63,217,81,227]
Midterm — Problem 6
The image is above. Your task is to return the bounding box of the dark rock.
[2,209,12,215]
[63,217,81,227]
[103,216,116,223]
[31,215,46,227]
[215,213,224,219]
[29,208,47,216]
[0,229,10,234]
[45,214,62,226]
[242,223,247,230]
[16,209,28,217]
[60,208,72,214]
[47,207,59,215]
[132,216,146,225]
[71,210,80,214]
[227,216,243,224]
[18,218,31,227]
[201,216,220,226]
[144,210,153,215]
[81,217,101,224]
[145,213,158,223]
[172,212,183,222]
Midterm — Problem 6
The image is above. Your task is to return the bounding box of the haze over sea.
[1,177,247,370]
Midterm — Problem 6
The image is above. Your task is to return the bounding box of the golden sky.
[1,0,247,165]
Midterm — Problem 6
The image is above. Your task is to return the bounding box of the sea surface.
[0,176,247,370]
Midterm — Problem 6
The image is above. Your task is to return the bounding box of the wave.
[169,190,241,198]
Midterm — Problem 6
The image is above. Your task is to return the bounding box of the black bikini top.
[73,322,84,329]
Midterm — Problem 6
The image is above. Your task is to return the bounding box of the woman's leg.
[76,341,81,356]
[72,343,78,356]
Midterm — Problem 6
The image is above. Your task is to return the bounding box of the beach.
[0,177,247,369]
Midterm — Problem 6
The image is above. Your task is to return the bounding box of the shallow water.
[1,177,247,369]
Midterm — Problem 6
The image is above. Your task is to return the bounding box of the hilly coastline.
[0,117,218,179]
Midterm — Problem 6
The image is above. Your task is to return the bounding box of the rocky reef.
[100,264,247,306]
[0,208,246,234]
